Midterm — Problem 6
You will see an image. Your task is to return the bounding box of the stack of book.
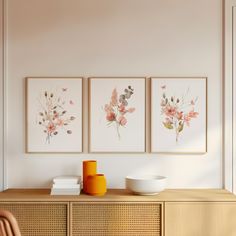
[50,176,81,195]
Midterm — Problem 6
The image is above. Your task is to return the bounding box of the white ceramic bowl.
[126,175,167,195]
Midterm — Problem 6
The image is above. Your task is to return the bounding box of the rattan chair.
[0,210,21,236]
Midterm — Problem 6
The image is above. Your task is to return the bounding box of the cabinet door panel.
[165,202,236,236]
[71,202,162,236]
[0,202,68,236]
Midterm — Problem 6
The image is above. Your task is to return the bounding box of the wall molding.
[224,0,236,193]
[1,0,7,190]
[0,0,4,191]
[2,0,7,190]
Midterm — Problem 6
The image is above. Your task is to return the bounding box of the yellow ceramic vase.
[87,174,107,196]
[83,160,97,193]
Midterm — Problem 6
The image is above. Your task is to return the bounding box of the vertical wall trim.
[0,0,7,191]
[222,0,226,190]
[2,0,6,190]
[233,6,236,193]
[3,0,7,190]
[224,0,233,192]
[231,2,234,192]
[0,0,4,191]
[224,0,236,193]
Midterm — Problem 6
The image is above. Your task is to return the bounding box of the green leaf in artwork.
[178,123,184,133]
[163,122,173,129]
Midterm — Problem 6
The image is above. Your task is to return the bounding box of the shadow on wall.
[123,125,220,188]
[9,0,120,40]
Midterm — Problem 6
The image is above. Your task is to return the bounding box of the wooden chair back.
[0,210,21,236]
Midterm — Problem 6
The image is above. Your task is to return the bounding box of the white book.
[50,188,81,196]
[52,183,81,189]
[53,175,81,184]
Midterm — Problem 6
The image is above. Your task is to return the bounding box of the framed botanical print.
[89,77,146,153]
[151,77,207,154]
[26,77,83,153]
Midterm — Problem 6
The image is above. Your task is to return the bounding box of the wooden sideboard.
[0,189,235,236]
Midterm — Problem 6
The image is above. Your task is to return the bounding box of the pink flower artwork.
[160,85,199,142]
[104,86,135,139]
[37,89,76,144]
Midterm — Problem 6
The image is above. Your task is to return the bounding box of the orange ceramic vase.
[83,160,97,193]
[86,174,107,196]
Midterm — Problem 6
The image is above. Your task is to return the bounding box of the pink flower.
[118,116,127,126]
[110,88,118,106]
[128,107,135,113]
[118,105,135,114]
[47,123,56,134]
[106,112,116,121]
[188,110,199,118]
[104,87,136,139]
[184,115,191,126]
[164,105,177,117]
[57,119,64,127]
[118,104,126,113]
[176,111,183,120]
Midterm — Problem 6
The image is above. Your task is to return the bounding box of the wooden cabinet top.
[0,189,235,202]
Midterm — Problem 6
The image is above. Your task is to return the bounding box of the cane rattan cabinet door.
[0,202,68,236]
[71,202,162,236]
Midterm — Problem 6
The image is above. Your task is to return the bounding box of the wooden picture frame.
[26,77,83,153]
[88,77,146,153]
[151,77,207,154]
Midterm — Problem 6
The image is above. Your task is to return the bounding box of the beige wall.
[5,0,222,188]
